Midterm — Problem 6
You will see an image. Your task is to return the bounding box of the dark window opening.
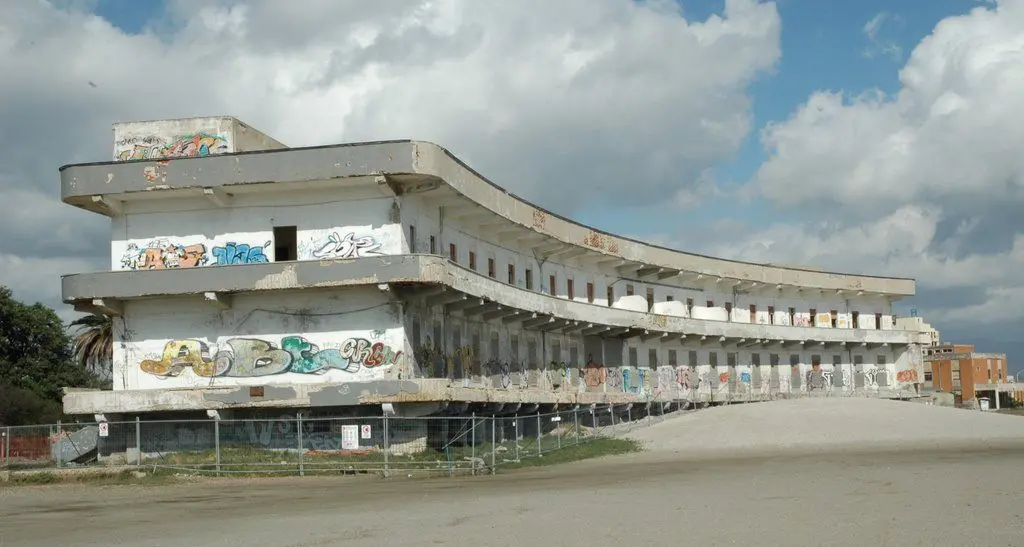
[749,305,757,323]
[587,282,595,303]
[607,286,614,306]
[507,264,515,284]
[626,284,635,296]
[830,310,838,328]
[567,279,574,300]
[788,307,796,325]
[487,258,496,278]
[768,306,775,325]
[809,309,817,326]
[429,235,437,254]
[525,269,533,290]
[273,226,297,261]
[686,298,694,316]
[449,243,457,262]
[851,311,860,328]
[469,251,477,271]
[409,225,416,253]
[646,288,654,311]
[875,313,883,329]
[549,275,556,296]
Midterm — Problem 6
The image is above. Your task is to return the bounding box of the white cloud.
[862,12,903,61]
[719,0,1024,332]
[0,0,782,312]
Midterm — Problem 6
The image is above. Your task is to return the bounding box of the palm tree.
[69,314,113,377]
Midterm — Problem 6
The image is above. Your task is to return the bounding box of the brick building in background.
[924,344,1022,408]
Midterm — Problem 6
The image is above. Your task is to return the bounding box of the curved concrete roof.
[59,139,915,296]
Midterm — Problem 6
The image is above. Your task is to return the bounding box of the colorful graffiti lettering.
[212,241,271,265]
[739,371,751,384]
[718,372,730,384]
[140,336,404,378]
[582,358,606,388]
[116,133,230,161]
[121,240,209,270]
[677,366,698,390]
[896,369,918,383]
[310,232,382,259]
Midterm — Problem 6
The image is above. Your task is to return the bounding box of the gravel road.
[2,398,1023,547]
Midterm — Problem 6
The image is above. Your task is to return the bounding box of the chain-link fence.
[1,403,689,476]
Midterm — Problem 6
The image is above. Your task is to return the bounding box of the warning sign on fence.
[98,422,109,437]
[360,424,371,439]
[341,425,359,450]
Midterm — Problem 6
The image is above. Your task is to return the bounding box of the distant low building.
[924,344,1021,408]
[894,316,941,347]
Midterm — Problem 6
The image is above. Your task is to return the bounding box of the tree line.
[0,286,110,425]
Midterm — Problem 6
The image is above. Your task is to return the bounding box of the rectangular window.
[525,268,533,290]
[527,339,537,364]
[646,288,654,311]
[809,309,817,326]
[877,355,887,366]
[707,300,714,308]
[648,348,658,367]
[489,332,499,359]
[511,335,519,361]
[752,353,761,366]
[788,307,796,325]
[507,263,515,284]
[770,353,779,366]
[832,355,841,366]
[875,313,883,328]
[567,279,574,300]
[628,347,639,367]
[854,355,864,366]
[429,235,437,254]
[727,352,737,367]
[851,311,860,328]
[469,251,477,271]
[273,226,297,261]
[725,302,733,318]
[487,258,496,278]
[587,282,595,303]
[686,298,694,316]
[830,310,838,328]
[549,275,556,296]
[409,225,416,253]
[749,305,757,323]
[626,284,635,297]
[790,354,800,366]
[709,352,718,367]
[688,351,698,367]
[607,286,614,306]
[449,243,457,262]
[768,306,775,325]
[569,345,579,367]
[668,349,678,366]
[666,295,674,302]
[811,354,821,367]
[551,340,561,363]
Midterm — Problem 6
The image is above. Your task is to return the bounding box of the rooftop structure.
[59,117,925,421]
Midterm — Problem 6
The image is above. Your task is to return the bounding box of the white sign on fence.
[360,424,371,439]
[98,422,109,437]
[341,424,359,450]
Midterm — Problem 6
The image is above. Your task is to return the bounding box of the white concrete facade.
[59,117,923,416]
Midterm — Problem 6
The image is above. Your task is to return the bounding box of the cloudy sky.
[3,0,1022,372]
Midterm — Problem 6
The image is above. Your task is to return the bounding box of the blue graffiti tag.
[740,371,752,384]
[212,241,271,265]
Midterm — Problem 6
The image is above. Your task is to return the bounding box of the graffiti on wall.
[677,366,698,390]
[140,336,403,378]
[308,232,382,259]
[793,314,811,328]
[582,358,607,388]
[212,241,271,265]
[116,133,230,161]
[896,369,918,383]
[121,239,271,270]
[120,240,208,270]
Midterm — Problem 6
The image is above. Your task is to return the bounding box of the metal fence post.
[514,416,520,462]
[213,416,220,476]
[383,412,389,477]
[135,416,141,466]
[536,411,542,455]
[490,417,496,475]
[574,408,580,445]
[4,426,10,468]
[297,412,304,477]
[590,407,596,437]
[471,413,476,475]
[55,421,62,468]
[556,413,562,451]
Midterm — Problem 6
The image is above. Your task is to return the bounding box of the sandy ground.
[2,399,1023,547]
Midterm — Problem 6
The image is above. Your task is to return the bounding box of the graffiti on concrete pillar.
[121,240,209,270]
[582,358,607,388]
[896,369,918,383]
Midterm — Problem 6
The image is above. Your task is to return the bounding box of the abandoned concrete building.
[60,116,926,433]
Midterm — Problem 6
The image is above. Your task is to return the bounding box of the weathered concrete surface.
[62,255,917,348]
[3,399,1023,547]
[60,139,914,295]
